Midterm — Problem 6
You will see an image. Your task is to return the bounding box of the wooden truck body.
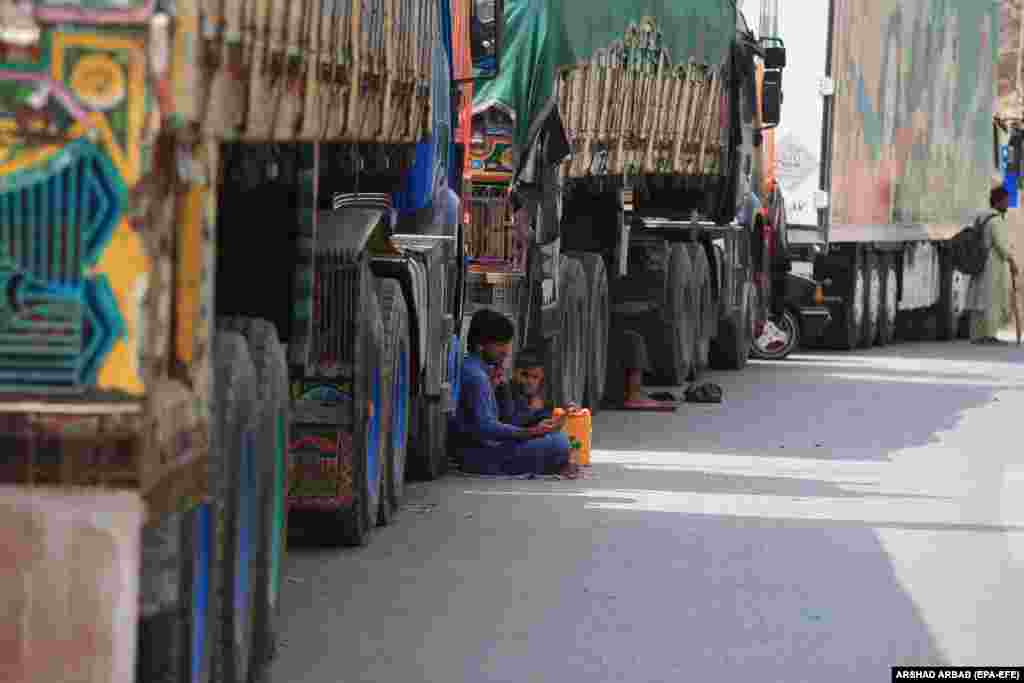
[0,1,468,682]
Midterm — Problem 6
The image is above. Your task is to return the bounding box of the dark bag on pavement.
[950,212,997,276]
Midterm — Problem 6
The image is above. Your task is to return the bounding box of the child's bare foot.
[559,463,581,479]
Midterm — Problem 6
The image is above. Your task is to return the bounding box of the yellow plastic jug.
[559,408,592,466]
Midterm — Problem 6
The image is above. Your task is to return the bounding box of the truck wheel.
[183,503,214,683]
[750,309,800,360]
[937,246,963,341]
[710,281,753,371]
[686,244,714,375]
[376,278,412,523]
[218,317,290,669]
[877,253,898,346]
[568,252,609,412]
[652,243,695,384]
[563,257,588,407]
[862,251,881,348]
[411,396,449,481]
[830,247,865,350]
[212,331,260,683]
[138,513,184,683]
[341,276,385,544]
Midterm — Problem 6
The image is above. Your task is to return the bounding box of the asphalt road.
[269,337,1024,683]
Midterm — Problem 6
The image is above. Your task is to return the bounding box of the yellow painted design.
[94,220,150,395]
[51,31,146,186]
[69,53,127,111]
[176,180,206,365]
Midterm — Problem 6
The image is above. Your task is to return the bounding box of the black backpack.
[950,212,997,276]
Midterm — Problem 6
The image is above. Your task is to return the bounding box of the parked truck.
[459,0,787,409]
[762,0,1000,351]
[0,1,468,682]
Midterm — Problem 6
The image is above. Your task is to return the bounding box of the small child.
[505,350,555,427]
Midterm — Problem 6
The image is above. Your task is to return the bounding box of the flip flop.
[648,391,680,403]
[619,398,679,412]
[684,383,724,404]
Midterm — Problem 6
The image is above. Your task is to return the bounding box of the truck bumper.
[798,305,833,341]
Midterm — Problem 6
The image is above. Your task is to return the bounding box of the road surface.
[269,338,1024,683]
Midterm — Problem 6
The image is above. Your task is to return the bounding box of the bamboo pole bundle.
[671,63,695,173]
[298,0,323,140]
[243,0,274,139]
[270,0,306,139]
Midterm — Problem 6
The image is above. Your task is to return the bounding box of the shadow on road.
[269,342,1024,682]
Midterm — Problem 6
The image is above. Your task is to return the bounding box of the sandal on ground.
[972,337,1008,345]
[684,383,724,404]
[648,391,680,402]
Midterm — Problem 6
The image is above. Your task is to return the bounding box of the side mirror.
[760,37,787,70]
[471,0,502,80]
[762,70,782,128]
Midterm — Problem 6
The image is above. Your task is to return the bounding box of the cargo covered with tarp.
[472,0,738,179]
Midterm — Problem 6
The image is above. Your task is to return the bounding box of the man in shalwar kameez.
[452,309,572,476]
[966,187,1019,345]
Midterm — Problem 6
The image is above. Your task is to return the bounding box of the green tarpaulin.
[473,0,737,155]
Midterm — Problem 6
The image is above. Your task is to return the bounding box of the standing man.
[966,187,1019,345]
[452,309,572,476]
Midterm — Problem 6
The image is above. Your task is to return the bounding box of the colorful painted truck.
[459,0,785,405]
[763,0,1001,350]
[0,1,468,682]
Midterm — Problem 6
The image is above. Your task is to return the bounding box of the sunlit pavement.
[269,338,1024,683]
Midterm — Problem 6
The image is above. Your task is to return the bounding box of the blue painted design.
[366,364,382,496]
[392,349,409,452]
[447,334,462,410]
[300,385,352,403]
[0,136,128,392]
[234,431,258,652]
[190,503,212,683]
[80,274,127,386]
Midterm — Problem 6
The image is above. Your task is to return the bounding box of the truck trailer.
[461,0,787,408]
[765,0,1001,350]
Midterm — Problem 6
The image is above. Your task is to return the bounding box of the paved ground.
[269,337,1024,683]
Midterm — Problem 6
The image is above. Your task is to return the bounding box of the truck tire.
[340,276,385,544]
[710,281,753,371]
[411,396,449,481]
[183,503,214,683]
[827,247,864,350]
[218,317,290,671]
[376,278,412,523]
[937,246,962,341]
[686,243,714,375]
[212,331,260,683]
[563,257,588,407]
[862,251,881,348]
[567,252,609,412]
[877,253,898,346]
[138,512,184,683]
[650,243,695,385]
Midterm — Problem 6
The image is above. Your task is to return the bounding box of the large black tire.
[937,246,962,341]
[218,317,290,673]
[339,268,385,545]
[686,243,714,376]
[560,257,588,407]
[710,281,753,371]
[567,252,610,412]
[827,246,864,350]
[138,512,184,683]
[411,396,449,481]
[649,243,695,385]
[376,278,412,523]
[211,331,260,683]
[877,253,898,346]
[861,250,881,348]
